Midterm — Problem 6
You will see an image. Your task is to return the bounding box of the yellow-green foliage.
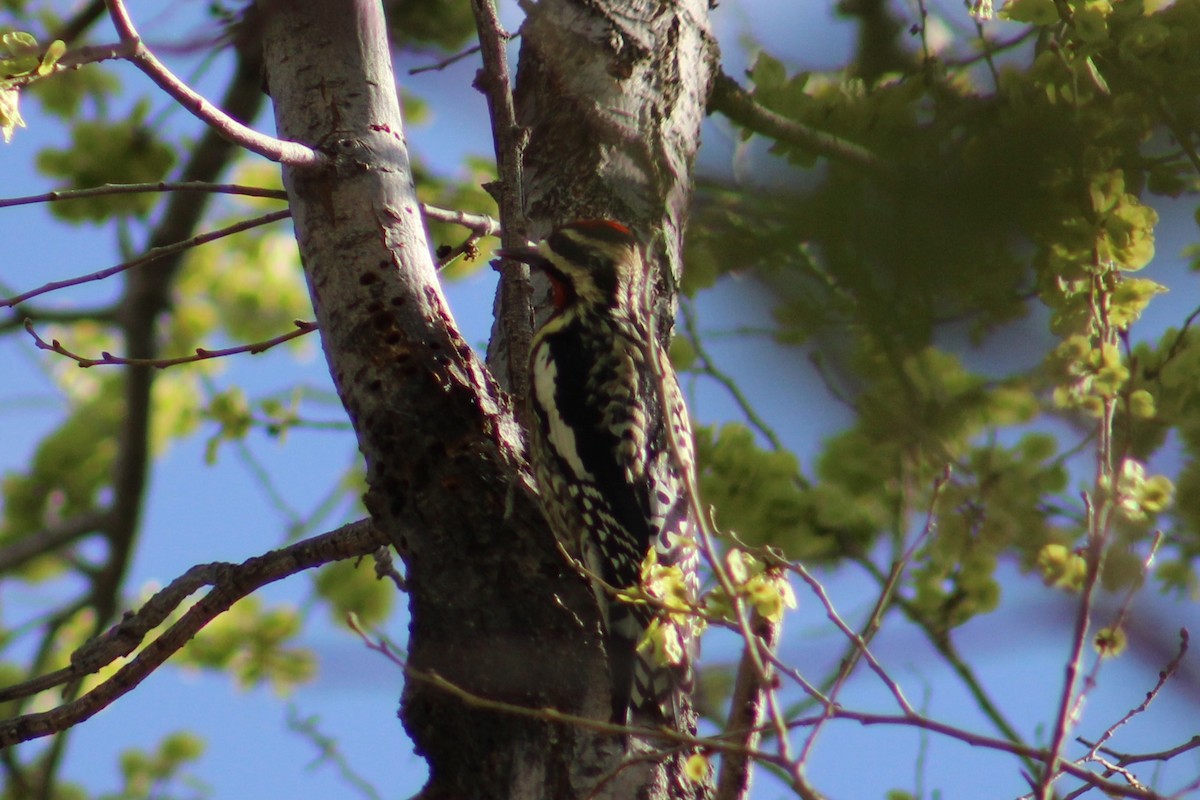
[179,597,315,695]
[314,559,395,628]
[108,731,205,800]
[680,0,1200,620]
[36,102,175,221]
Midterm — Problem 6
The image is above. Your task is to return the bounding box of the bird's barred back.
[505,220,699,728]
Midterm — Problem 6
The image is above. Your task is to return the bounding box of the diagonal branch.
[708,70,891,179]
[0,209,291,308]
[1080,627,1188,765]
[0,513,109,574]
[716,610,781,800]
[0,520,388,744]
[101,0,324,168]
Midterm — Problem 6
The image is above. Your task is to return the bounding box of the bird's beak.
[496,245,539,263]
[496,245,548,270]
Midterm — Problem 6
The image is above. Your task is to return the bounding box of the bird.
[499,219,699,727]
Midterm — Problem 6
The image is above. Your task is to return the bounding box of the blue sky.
[2,1,1200,798]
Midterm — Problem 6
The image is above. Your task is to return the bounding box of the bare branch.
[716,610,781,800]
[646,291,808,793]
[409,42,486,75]
[1144,303,1200,381]
[0,520,388,744]
[708,71,892,179]
[346,617,790,769]
[470,0,533,398]
[25,318,317,368]
[0,182,497,256]
[791,561,914,717]
[0,305,115,333]
[420,204,501,237]
[286,706,385,800]
[0,181,289,209]
[1038,274,1124,799]
[100,0,325,168]
[679,301,789,458]
[1095,730,1200,768]
[1080,628,1189,764]
[0,513,109,574]
[0,209,291,308]
[807,709,1171,800]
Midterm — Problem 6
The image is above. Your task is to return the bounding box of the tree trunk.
[258,1,713,797]
[512,3,717,797]
[514,0,715,305]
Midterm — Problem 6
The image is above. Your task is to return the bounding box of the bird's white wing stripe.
[533,344,592,479]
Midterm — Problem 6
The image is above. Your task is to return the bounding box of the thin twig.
[0,181,288,209]
[643,283,818,796]
[1038,274,1122,799]
[0,209,291,308]
[0,181,498,239]
[1081,627,1188,763]
[0,513,110,575]
[790,709,1170,800]
[470,0,533,397]
[1158,96,1200,176]
[286,706,384,800]
[1143,303,1200,380]
[1074,532,1165,724]
[850,500,1052,780]
[790,562,914,717]
[1093,731,1200,768]
[346,618,794,769]
[708,71,892,180]
[25,318,317,368]
[0,305,115,333]
[942,28,1036,69]
[680,301,789,457]
[408,42,486,75]
[436,233,484,270]
[4,40,135,86]
[420,204,501,237]
[101,0,324,168]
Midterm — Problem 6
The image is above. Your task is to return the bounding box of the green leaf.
[0,85,23,143]
[999,0,1059,25]
[37,39,66,75]
[1074,7,1110,44]
[36,104,176,221]
[314,559,394,627]
[180,597,315,695]
[747,52,788,93]
[1,31,37,50]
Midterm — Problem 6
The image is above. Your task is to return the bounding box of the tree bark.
[514,0,716,305]
[512,3,716,791]
[258,0,714,797]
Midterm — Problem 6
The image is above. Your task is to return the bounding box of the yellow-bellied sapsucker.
[500,220,698,727]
